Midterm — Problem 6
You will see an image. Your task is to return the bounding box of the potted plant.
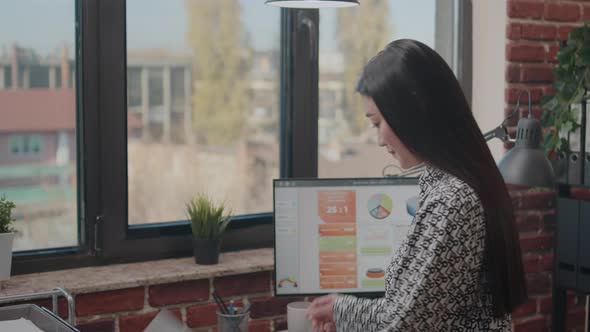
[0,196,16,281]
[186,194,231,265]
[541,24,590,159]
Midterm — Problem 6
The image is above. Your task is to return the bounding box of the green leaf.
[556,137,563,151]
[570,26,585,42]
[557,45,576,64]
[578,44,590,66]
[561,120,573,133]
[542,96,559,112]
[0,196,16,233]
[186,193,232,240]
[541,23,590,156]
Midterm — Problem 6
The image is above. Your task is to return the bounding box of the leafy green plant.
[186,194,231,240]
[541,24,590,157]
[0,196,16,234]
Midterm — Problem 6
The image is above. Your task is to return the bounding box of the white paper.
[144,309,190,332]
[0,318,44,332]
[570,104,582,152]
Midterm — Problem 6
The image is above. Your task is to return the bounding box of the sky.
[0,0,435,56]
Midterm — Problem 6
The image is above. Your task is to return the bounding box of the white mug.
[287,301,313,332]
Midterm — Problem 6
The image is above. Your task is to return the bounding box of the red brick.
[545,3,581,22]
[521,23,558,40]
[513,298,537,318]
[507,43,546,62]
[76,319,115,332]
[519,190,555,210]
[515,212,540,233]
[526,273,551,294]
[119,312,158,332]
[584,5,590,19]
[187,303,218,327]
[513,316,548,332]
[542,85,556,95]
[75,287,144,316]
[570,187,590,201]
[559,25,580,40]
[509,2,545,19]
[566,308,586,331]
[213,272,270,298]
[519,106,544,120]
[538,295,552,314]
[249,319,272,332]
[503,107,520,127]
[505,87,545,104]
[521,65,555,83]
[508,23,523,39]
[119,310,183,332]
[148,279,210,306]
[274,317,288,331]
[539,253,554,271]
[520,233,554,252]
[507,65,521,83]
[522,255,541,273]
[249,296,304,319]
[547,43,560,63]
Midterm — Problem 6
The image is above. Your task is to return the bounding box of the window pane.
[0,0,78,250]
[127,0,280,224]
[317,0,438,178]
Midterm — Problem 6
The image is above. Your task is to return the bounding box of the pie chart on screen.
[367,193,392,219]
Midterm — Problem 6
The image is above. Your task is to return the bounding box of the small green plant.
[0,196,16,234]
[186,194,231,240]
[542,23,590,157]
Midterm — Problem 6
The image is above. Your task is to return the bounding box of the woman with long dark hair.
[305,39,526,331]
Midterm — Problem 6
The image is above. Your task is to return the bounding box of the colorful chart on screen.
[274,178,419,295]
[367,193,392,219]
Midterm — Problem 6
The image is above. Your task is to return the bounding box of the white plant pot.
[0,233,14,280]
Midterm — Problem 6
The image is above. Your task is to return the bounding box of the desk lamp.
[399,89,555,216]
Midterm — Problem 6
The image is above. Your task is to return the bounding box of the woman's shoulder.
[427,171,482,214]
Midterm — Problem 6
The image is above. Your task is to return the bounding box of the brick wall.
[14,271,305,332]
[506,1,589,331]
[505,0,589,130]
[510,189,586,332]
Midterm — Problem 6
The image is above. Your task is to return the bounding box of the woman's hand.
[306,294,338,331]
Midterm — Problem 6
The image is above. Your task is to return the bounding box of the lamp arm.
[483,125,511,143]
[385,120,518,178]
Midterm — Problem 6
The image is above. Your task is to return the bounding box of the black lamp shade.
[265,0,359,8]
[498,115,555,188]
[498,147,555,188]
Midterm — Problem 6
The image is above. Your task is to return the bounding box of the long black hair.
[356,39,526,317]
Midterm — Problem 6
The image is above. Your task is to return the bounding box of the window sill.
[0,248,273,297]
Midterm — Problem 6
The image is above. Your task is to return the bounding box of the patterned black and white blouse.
[332,165,511,331]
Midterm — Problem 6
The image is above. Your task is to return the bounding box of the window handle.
[297,12,317,60]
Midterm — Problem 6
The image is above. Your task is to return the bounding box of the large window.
[5,1,469,274]
[0,0,78,251]
[126,0,280,225]
[317,0,465,178]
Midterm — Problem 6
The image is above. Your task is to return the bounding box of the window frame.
[11,0,470,274]
[12,0,99,275]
